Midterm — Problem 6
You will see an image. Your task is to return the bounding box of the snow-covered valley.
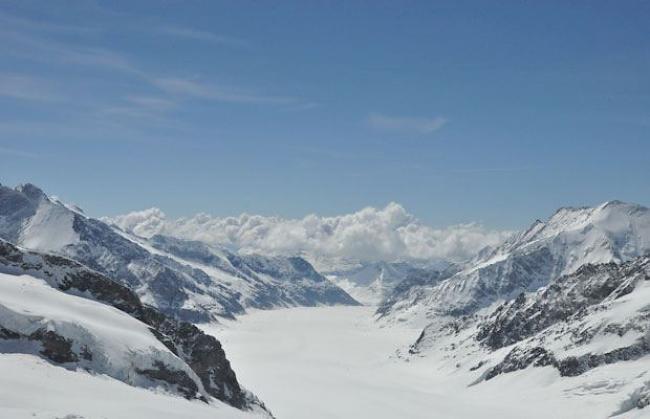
[2,182,650,418]
[210,306,650,419]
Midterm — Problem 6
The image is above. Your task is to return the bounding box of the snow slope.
[405,255,650,417]
[209,306,650,419]
[0,354,265,419]
[0,272,204,397]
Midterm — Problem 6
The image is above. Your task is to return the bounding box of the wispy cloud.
[0,10,97,34]
[153,77,300,105]
[0,8,313,138]
[1,28,142,75]
[367,113,448,135]
[158,26,248,48]
[126,95,176,111]
[98,95,177,121]
[0,146,40,158]
[0,73,63,102]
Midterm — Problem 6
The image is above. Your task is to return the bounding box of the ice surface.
[205,306,650,419]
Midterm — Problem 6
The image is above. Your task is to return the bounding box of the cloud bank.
[104,203,511,264]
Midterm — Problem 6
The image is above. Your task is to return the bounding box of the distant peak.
[597,200,648,215]
[550,205,590,217]
[602,199,625,206]
[15,183,47,201]
[598,200,635,210]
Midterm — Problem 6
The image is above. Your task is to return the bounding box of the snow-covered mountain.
[0,239,271,417]
[148,234,359,310]
[0,183,358,322]
[379,200,650,324]
[325,260,450,306]
[407,254,650,417]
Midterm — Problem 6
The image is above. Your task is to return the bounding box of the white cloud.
[152,77,299,105]
[158,26,248,47]
[104,203,512,264]
[367,113,448,135]
[0,14,308,111]
[121,95,177,113]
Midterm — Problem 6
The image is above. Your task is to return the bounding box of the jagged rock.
[136,360,201,400]
[482,346,556,381]
[29,329,79,364]
[476,259,650,350]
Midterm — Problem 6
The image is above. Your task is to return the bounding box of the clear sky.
[0,0,648,229]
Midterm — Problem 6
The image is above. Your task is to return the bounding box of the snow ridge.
[0,183,358,322]
[379,200,650,323]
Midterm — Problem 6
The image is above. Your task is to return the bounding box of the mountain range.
[2,181,650,417]
[0,183,358,324]
[378,200,650,324]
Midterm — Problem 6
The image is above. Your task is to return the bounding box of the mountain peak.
[15,183,47,202]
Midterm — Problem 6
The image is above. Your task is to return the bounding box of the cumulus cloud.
[104,203,512,264]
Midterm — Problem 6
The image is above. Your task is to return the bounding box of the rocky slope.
[0,239,271,416]
[379,200,650,324]
[0,183,358,322]
[408,255,650,417]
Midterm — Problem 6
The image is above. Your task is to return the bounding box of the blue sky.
[0,0,648,229]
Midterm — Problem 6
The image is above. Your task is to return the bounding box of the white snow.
[206,306,650,419]
[0,354,262,419]
[20,200,79,252]
[0,272,205,397]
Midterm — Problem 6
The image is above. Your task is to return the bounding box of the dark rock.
[136,360,201,400]
[483,346,556,381]
[476,259,650,350]
[29,329,78,364]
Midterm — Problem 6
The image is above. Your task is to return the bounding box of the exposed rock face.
[0,183,357,322]
[557,337,650,377]
[481,346,556,381]
[409,253,650,415]
[481,337,650,382]
[30,329,79,364]
[476,260,650,350]
[136,361,201,400]
[0,239,267,412]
